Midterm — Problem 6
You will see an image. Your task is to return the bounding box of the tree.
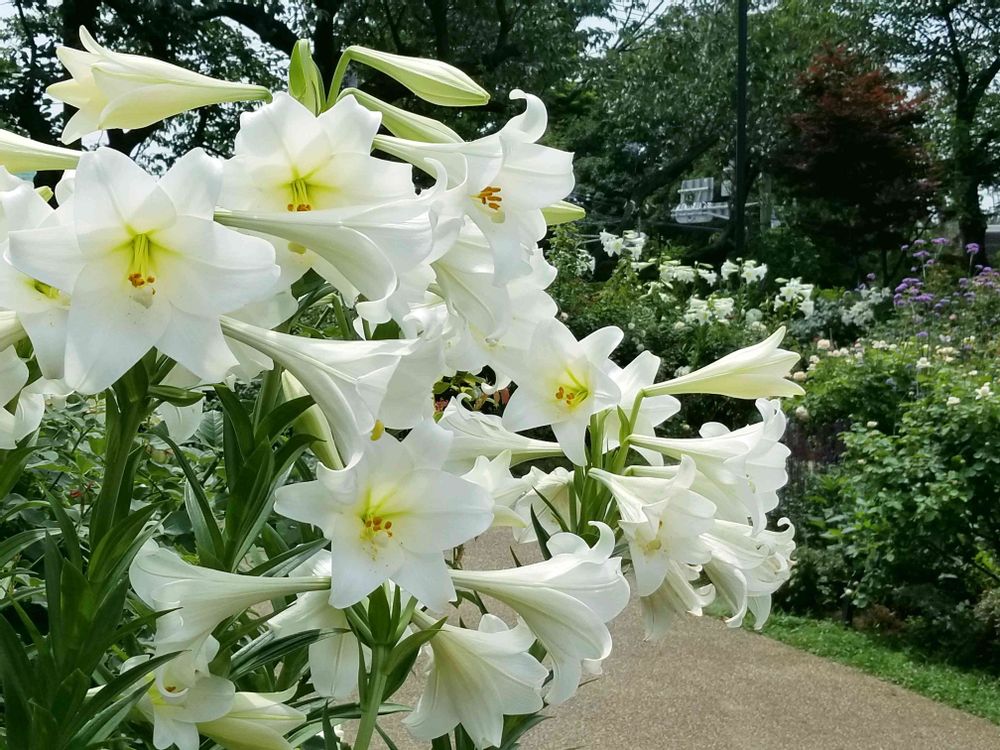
[0,0,619,167]
[770,45,936,280]
[856,0,1000,256]
[557,0,866,257]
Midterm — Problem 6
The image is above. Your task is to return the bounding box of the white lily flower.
[590,458,715,596]
[450,523,630,704]
[404,611,546,749]
[129,543,330,684]
[377,333,446,429]
[273,420,493,610]
[223,92,415,214]
[602,350,680,464]
[48,27,271,143]
[432,220,514,339]
[629,399,790,532]
[268,552,359,700]
[460,450,531,529]
[445,247,558,379]
[436,396,562,472]
[219,317,418,463]
[215,190,435,321]
[0,129,80,172]
[129,660,236,750]
[198,689,306,750]
[0,182,71,379]
[376,90,574,284]
[703,518,795,629]
[631,459,776,535]
[7,147,279,393]
[129,655,304,750]
[501,319,622,465]
[645,327,803,399]
[640,562,716,641]
[511,465,573,543]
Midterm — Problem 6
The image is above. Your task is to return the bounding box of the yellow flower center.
[553,371,590,409]
[287,178,313,212]
[361,511,394,543]
[126,234,157,305]
[474,185,503,211]
[370,420,385,440]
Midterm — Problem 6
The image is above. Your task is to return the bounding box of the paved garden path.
[374,532,1000,749]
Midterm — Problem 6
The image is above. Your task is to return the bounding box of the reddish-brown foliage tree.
[770,45,937,279]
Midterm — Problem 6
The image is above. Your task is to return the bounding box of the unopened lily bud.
[0,129,80,173]
[341,45,490,107]
[48,26,272,143]
[341,87,461,142]
[542,200,586,226]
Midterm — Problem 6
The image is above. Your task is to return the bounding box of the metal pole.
[734,0,749,256]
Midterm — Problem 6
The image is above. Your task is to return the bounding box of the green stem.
[331,294,354,340]
[326,51,353,107]
[89,393,148,544]
[354,646,389,750]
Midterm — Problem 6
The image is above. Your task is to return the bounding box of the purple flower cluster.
[894,277,934,308]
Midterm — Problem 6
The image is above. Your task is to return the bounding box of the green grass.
[757,612,1000,725]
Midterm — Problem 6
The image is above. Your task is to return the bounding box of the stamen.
[553,372,590,408]
[288,178,313,212]
[474,185,503,211]
[126,234,157,304]
[32,280,61,300]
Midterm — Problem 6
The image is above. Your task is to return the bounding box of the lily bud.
[541,199,586,225]
[288,39,325,115]
[340,87,461,142]
[341,45,490,106]
[0,129,80,173]
[48,26,272,143]
[645,327,803,399]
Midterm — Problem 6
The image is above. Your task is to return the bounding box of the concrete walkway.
[372,532,1000,749]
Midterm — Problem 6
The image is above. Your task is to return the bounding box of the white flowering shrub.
[0,33,802,750]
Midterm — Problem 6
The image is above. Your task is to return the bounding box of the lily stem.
[326,51,353,107]
[354,645,389,750]
[90,390,148,544]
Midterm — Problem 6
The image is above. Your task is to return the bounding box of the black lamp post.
[733,0,749,257]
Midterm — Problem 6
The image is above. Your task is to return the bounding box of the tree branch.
[192,2,298,55]
[630,133,720,204]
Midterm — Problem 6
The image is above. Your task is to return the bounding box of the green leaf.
[255,395,316,444]
[0,527,60,569]
[246,539,327,577]
[0,444,39,499]
[229,629,335,680]
[151,424,224,567]
[148,384,204,407]
[215,384,255,475]
[87,504,161,585]
[529,506,553,560]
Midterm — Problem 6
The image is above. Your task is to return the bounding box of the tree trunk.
[952,107,989,262]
